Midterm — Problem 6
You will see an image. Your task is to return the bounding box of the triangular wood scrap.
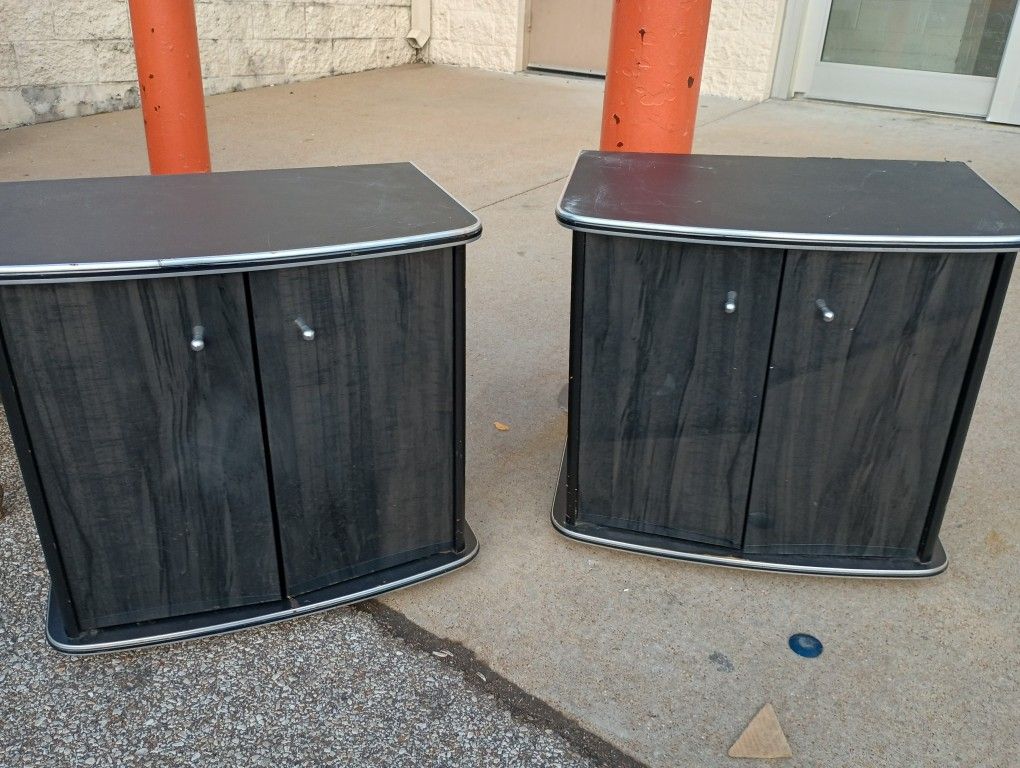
[728,703,792,759]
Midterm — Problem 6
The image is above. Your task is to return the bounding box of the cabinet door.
[249,251,456,596]
[745,251,996,557]
[0,276,280,630]
[577,236,782,548]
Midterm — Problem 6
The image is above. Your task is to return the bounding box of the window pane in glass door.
[822,0,1017,76]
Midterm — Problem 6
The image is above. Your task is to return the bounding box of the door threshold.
[525,65,605,80]
[789,93,1000,125]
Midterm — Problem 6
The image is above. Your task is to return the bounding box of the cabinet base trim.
[551,450,947,579]
[45,525,478,654]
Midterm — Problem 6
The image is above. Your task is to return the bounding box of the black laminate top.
[0,163,480,281]
[557,151,1020,251]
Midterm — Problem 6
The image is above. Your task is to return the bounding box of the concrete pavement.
[1,64,1018,767]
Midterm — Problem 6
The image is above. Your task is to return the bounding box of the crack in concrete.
[468,104,763,215]
[358,601,650,768]
[472,175,569,212]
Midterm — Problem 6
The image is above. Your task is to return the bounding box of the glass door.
[794,0,1020,121]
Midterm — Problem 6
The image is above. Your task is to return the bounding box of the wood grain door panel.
[745,250,996,557]
[249,251,456,596]
[0,276,280,630]
[577,236,782,547]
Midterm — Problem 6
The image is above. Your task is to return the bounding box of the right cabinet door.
[248,251,457,597]
[745,250,996,558]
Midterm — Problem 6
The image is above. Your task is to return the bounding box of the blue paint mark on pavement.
[788,633,823,658]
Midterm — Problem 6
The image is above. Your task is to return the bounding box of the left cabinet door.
[0,276,281,630]
[576,236,783,548]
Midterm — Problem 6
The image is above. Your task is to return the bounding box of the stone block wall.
[703,0,786,101]
[1,0,415,129]
[428,0,518,72]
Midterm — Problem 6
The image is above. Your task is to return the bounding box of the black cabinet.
[555,152,1020,577]
[0,164,480,651]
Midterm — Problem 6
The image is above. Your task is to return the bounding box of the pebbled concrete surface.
[0,414,601,768]
[2,64,1019,767]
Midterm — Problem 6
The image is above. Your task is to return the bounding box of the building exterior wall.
[1,0,416,129]
[427,0,787,102]
[1,0,788,130]
[429,0,520,72]
[703,0,786,101]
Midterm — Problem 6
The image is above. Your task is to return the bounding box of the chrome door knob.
[294,317,315,341]
[815,299,835,323]
[190,325,205,352]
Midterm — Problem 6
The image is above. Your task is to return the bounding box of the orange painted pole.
[600,0,713,154]
[127,0,211,174]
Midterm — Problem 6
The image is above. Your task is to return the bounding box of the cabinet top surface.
[558,151,1020,251]
[0,163,480,281]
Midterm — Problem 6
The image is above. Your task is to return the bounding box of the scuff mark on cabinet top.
[557,151,1020,252]
[0,163,481,282]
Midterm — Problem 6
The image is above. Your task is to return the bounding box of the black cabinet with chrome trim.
[0,164,480,652]
[554,151,1020,577]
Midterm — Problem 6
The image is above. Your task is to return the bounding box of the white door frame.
[772,0,1020,124]
[989,10,1020,121]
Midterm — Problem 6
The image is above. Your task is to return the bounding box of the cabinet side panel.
[250,250,456,596]
[0,277,281,630]
[0,329,80,635]
[452,245,466,553]
[745,251,996,557]
[565,232,587,526]
[577,236,782,548]
[919,252,1016,561]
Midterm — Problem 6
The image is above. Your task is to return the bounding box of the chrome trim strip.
[0,260,163,276]
[560,223,1020,254]
[0,226,482,279]
[556,207,1020,251]
[551,509,948,578]
[47,538,479,654]
[0,240,481,286]
[555,150,1020,252]
[158,225,481,270]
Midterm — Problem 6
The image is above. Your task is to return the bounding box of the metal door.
[527,0,613,75]
[791,0,1020,122]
